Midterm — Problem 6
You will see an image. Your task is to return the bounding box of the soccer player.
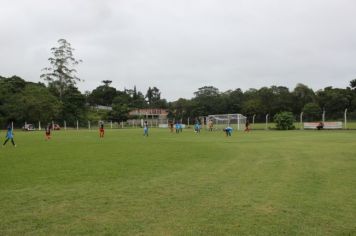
[45,124,51,140]
[179,121,183,133]
[194,120,201,133]
[3,126,16,147]
[143,120,149,136]
[175,122,180,134]
[208,119,213,131]
[99,122,104,138]
[169,121,174,133]
[244,119,250,132]
[223,126,233,137]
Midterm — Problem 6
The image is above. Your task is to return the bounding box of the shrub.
[274,112,295,130]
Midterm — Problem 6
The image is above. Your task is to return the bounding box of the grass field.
[0,128,355,235]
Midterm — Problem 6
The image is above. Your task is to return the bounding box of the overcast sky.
[1,0,355,101]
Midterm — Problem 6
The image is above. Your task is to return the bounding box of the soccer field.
[0,129,355,235]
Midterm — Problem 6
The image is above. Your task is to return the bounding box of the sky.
[1,0,356,101]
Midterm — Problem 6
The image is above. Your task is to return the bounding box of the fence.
[252,109,351,130]
[4,109,356,131]
[6,118,171,131]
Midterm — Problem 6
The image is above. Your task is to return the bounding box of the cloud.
[1,0,356,100]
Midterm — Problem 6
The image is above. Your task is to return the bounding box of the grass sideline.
[0,129,355,235]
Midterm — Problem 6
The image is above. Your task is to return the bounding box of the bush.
[274,112,295,130]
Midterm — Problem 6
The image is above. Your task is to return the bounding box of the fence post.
[88,121,91,130]
[111,121,113,129]
[300,112,304,130]
[64,121,67,131]
[11,121,14,130]
[237,115,240,131]
[253,114,256,125]
[76,120,79,131]
[265,114,269,130]
[344,109,348,129]
[52,121,54,131]
[38,121,41,131]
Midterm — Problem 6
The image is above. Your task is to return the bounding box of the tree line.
[1,39,356,127]
[2,74,356,127]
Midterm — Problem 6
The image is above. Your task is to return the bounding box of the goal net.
[207,114,247,131]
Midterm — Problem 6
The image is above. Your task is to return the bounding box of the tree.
[303,102,321,121]
[194,86,219,97]
[15,84,61,123]
[270,86,294,113]
[106,104,130,122]
[292,83,315,113]
[191,86,221,116]
[242,89,265,121]
[316,87,349,119]
[350,79,356,89]
[88,81,117,106]
[107,94,131,121]
[41,39,82,99]
[146,87,162,107]
[224,89,244,114]
[59,85,87,123]
[102,80,112,87]
[132,92,146,108]
[0,76,61,127]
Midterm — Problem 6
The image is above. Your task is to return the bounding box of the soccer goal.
[207,114,247,131]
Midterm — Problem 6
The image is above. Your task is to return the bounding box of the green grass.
[0,129,355,235]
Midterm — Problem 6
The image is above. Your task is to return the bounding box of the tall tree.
[146,87,162,107]
[127,86,147,108]
[102,80,112,87]
[40,39,82,99]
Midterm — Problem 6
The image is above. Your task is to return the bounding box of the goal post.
[207,114,247,131]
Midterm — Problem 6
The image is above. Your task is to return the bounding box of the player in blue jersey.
[223,126,233,137]
[143,120,149,136]
[179,121,183,133]
[175,122,180,134]
[194,123,201,133]
[3,126,16,147]
[194,119,201,133]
